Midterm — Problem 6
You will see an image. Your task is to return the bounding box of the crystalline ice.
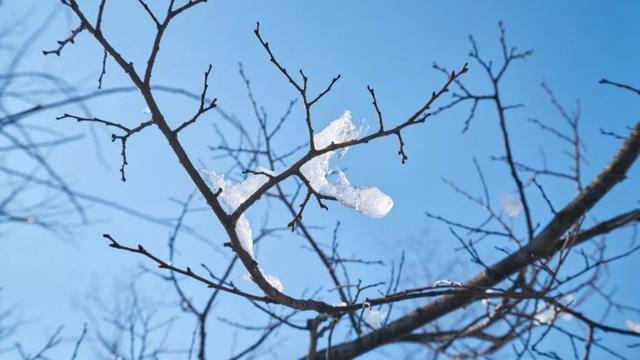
[205,111,395,295]
[300,111,394,218]
[208,167,273,211]
[207,168,285,292]
[314,110,361,149]
[206,167,275,256]
[235,215,254,257]
[324,172,393,218]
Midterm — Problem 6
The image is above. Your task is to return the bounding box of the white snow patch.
[625,320,640,334]
[206,167,274,256]
[207,167,273,211]
[300,110,393,218]
[241,268,284,293]
[363,308,387,329]
[534,295,574,325]
[481,289,499,309]
[207,167,284,294]
[500,193,524,218]
[432,279,463,288]
[234,216,254,257]
[205,111,397,295]
[263,273,284,292]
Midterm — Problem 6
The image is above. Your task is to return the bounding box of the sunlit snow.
[301,110,394,218]
[205,111,395,294]
[625,320,640,334]
[432,279,463,287]
[241,269,284,292]
[207,167,274,256]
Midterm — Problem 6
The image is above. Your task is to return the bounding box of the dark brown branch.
[174,65,217,134]
[599,78,640,96]
[52,3,469,310]
[232,63,468,219]
[95,0,107,31]
[56,114,153,181]
[254,22,341,150]
[102,234,269,303]
[532,178,557,215]
[137,0,161,28]
[314,121,640,359]
[367,86,384,131]
[42,24,85,56]
[97,50,107,89]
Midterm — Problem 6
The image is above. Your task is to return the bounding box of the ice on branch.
[205,111,393,293]
[206,167,274,257]
[208,167,273,210]
[235,216,253,257]
[207,168,284,293]
[500,193,524,218]
[481,288,499,309]
[241,269,284,292]
[432,279,463,287]
[263,273,284,292]
[534,295,574,325]
[363,308,387,329]
[301,110,394,218]
[626,320,640,334]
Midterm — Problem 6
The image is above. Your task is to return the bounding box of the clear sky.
[1,1,639,359]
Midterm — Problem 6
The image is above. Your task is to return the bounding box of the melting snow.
[626,320,640,334]
[263,273,284,292]
[432,279,463,287]
[207,167,274,256]
[534,295,574,325]
[206,111,396,294]
[363,308,387,329]
[208,167,273,211]
[241,269,284,292]
[481,289,499,309]
[301,110,394,218]
[234,216,254,257]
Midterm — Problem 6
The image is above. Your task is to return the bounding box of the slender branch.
[599,78,640,96]
[42,24,85,56]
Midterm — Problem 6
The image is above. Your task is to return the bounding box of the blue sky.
[1,1,639,358]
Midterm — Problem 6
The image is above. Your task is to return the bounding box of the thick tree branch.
[314,121,640,359]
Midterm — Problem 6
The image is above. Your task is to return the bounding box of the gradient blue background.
[1,1,638,358]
